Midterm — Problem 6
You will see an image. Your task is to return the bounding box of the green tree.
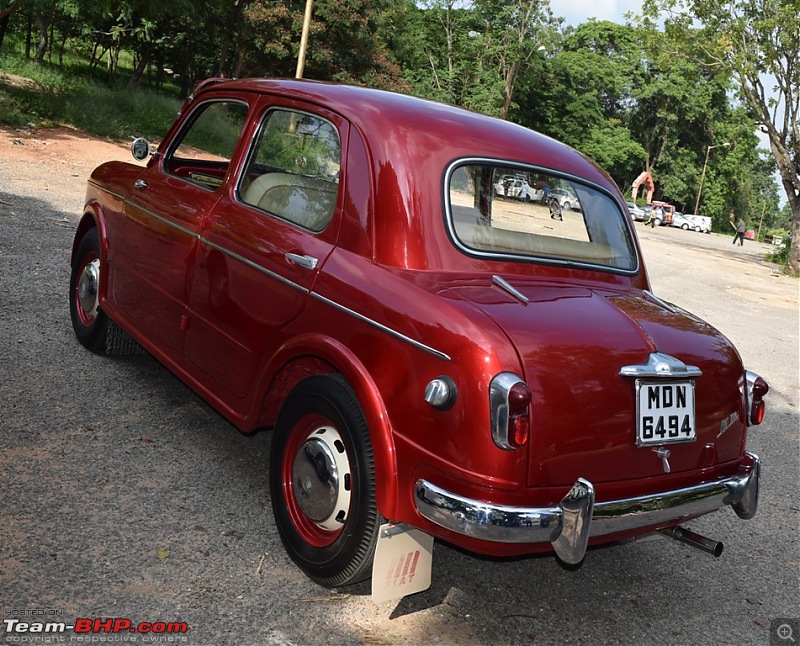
[644,0,800,272]
[243,0,405,89]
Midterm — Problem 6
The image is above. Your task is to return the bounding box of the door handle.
[134,179,149,189]
[285,253,318,270]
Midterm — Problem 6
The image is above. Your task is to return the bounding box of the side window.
[238,109,340,232]
[165,100,249,190]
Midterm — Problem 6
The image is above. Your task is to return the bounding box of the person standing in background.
[731,214,746,245]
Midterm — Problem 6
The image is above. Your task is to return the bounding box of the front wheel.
[69,228,109,353]
[270,374,381,587]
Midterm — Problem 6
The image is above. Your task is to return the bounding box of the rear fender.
[255,333,398,520]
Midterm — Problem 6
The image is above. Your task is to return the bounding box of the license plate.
[636,381,696,446]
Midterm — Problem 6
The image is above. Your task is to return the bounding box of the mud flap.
[371,523,434,603]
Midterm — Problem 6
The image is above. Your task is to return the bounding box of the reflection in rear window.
[447,163,637,272]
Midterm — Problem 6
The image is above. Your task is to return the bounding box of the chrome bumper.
[414,452,760,565]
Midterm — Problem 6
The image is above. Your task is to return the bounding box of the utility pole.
[295,0,314,79]
[694,142,730,215]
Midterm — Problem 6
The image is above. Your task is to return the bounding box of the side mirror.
[130,137,153,161]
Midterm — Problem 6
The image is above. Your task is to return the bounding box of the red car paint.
[72,79,765,575]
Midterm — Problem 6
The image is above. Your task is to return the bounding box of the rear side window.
[447,162,637,272]
[238,109,340,232]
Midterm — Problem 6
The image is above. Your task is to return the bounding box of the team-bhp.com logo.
[3,617,188,639]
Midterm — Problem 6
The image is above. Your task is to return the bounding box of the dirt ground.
[1,125,798,646]
[0,125,138,205]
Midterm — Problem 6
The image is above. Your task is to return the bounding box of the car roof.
[200,78,617,193]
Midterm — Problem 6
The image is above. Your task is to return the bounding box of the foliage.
[641,0,800,272]
[0,51,178,137]
[0,0,788,252]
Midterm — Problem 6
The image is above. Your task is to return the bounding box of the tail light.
[490,372,532,450]
[745,371,769,426]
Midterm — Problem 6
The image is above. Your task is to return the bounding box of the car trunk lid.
[445,278,746,487]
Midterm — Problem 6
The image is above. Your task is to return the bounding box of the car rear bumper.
[413,452,759,564]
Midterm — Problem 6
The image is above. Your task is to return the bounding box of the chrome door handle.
[134,179,149,189]
[285,253,318,270]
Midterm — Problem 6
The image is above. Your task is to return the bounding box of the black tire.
[69,228,109,353]
[269,374,381,587]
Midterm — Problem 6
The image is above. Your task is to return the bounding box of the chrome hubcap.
[78,259,100,320]
[291,426,352,531]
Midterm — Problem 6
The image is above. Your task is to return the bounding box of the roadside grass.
[0,52,180,141]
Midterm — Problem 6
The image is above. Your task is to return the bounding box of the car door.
[184,101,347,403]
[111,99,250,353]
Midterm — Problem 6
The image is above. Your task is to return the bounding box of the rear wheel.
[69,228,109,353]
[269,374,381,587]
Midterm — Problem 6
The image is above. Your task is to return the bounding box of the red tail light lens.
[490,373,532,450]
[508,382,532,447]
[745,371,769,426]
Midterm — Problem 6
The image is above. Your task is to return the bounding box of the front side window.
[238,109,340,232]
[447,162,637,272]
[165,100,249,189]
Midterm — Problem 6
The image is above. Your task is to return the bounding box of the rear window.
[446,162,637,272]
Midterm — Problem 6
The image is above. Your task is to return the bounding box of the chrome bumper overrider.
[414,452,760,565]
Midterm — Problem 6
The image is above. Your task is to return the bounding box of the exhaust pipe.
[659,525,724,557]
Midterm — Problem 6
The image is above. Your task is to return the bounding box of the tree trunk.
[232,41,247,78]
[218,37,230,77]
[25,11,32,58]
[33,13,48,63]
[500,60,521,120]
[129,49,150,86]
[0,13,10,51]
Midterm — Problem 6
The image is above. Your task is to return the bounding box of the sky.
[555,0,646,26]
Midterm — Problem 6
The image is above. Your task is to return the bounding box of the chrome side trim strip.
[414,453,759,558]
[311,292,451,361]
[89,182,450,361]
[619,351,702,378]
[201,239,309,294]
[87,181,128,203]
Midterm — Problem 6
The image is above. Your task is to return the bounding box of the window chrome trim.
[443,157,640,276]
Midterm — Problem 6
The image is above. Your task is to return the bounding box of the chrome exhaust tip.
[659,525,724,557]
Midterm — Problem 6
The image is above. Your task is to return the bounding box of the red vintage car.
[70,78,768,594]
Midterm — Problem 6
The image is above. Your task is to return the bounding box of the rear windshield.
[446,162,637,272]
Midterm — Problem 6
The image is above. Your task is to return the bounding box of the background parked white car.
[685,214,712,233]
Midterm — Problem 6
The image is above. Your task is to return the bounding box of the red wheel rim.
[74,251,100,328]
[281,413,352,548]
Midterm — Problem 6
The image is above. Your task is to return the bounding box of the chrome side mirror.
[130,137,153,161]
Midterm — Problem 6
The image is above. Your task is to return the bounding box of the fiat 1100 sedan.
[70,78,768,595]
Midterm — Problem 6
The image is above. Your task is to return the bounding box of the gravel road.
[1,127,798,646]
